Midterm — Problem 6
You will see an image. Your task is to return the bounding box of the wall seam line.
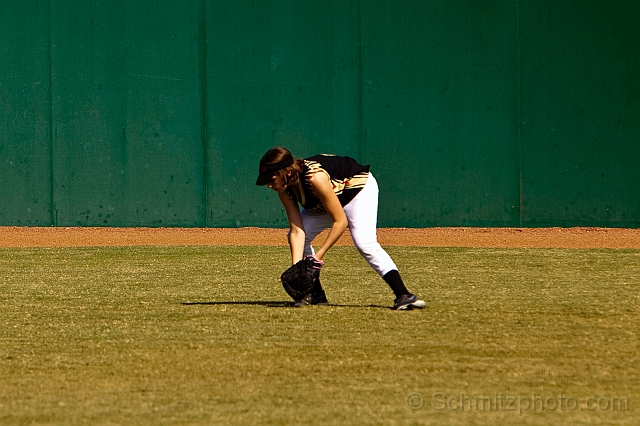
[47,0,56,226]
[199,0,209,227]
[357,0,364,163]
[517,0,524,227]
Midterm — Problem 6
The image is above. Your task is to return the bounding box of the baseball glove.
[280,256,324,302]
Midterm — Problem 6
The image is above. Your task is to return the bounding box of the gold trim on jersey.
[297,178,306,205]
[303,160,369,213]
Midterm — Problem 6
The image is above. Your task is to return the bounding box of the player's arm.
[309,172,348,260]
[278,190,306,264]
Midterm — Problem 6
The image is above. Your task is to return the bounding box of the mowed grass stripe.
[0,246,638,425]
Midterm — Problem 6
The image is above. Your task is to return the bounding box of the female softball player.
[256,147,426,310]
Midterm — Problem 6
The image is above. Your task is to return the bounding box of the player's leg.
[343,174,425,310]
[342,174,396,276]
[297,210,332,305]
[299,210,333,257]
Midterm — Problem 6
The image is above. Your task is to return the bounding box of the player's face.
[266,175,286,192]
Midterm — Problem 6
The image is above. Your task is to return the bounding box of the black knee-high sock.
[312,270,325,296]
[383,270,409,298]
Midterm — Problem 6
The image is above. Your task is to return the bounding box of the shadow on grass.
[181,301,390,309]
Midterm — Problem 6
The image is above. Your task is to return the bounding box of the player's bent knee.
[355,241,389,263]
[354,240,382,255]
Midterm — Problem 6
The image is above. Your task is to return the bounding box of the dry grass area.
[0,229,638,425]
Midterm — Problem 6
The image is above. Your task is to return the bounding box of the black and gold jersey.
[287,154,370,213]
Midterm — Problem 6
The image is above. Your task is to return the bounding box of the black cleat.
[293,294,312,307]
[293,293,329,307]
[393,294,426,310]
[309,291,329,306]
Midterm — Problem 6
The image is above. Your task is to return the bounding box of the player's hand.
[305,255,325,270]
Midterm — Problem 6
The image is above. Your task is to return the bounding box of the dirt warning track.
[0,226,638,249]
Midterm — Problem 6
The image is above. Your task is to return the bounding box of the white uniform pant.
[300,173,398,277]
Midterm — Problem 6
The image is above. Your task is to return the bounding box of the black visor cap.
[255,158,294,185]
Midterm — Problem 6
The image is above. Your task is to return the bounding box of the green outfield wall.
[2,0,639,227]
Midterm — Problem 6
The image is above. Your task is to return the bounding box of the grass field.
[0,246,638,425]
